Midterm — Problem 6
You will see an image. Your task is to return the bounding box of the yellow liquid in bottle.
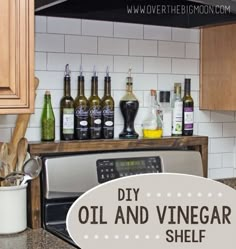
[143,129,163,138]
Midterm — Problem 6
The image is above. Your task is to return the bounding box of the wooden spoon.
[0,143,9,177]
[16,138,28,172]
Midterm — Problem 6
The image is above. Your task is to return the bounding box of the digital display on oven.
[115,159,146,171]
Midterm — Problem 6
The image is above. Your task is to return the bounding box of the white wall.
[0,16,235,179]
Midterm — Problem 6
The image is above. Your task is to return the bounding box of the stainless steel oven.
[41,150,203,247]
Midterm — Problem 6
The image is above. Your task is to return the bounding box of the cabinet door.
[200,24,236,111]
[0,0,34,114]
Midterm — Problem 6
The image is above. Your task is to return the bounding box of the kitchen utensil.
[0,172,24,182]
[16,138,28,172]
[10,77,39,172]
[0,143,10,178]
[20,158,42,185]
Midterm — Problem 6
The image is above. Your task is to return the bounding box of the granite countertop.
[217,177,236,189]
[0,228,75,249]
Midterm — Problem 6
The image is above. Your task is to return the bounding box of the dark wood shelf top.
[29,136,208,155]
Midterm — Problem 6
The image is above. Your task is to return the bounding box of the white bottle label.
[63,108,74,134]
[184,107,194,131]
[172,101,183,135]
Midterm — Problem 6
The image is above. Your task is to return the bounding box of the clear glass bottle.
[41,91,55,141]
[74,67,89,140]
[60,64,75,140]
[172,83,183,136]
[182,78,194,136]
[119,69,139,139]
[159,91,172,137]
[101,68,114,139]
[142,89,162,138]
[88,69,102,139]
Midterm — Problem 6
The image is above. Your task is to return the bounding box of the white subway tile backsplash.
[186,43,200,59]
[0,115,17,128]
[223,123,236,137]
[0,128,12,142]
[47,53,82,71]
[48,17,81,35]
[114,23,143,39]
[65,35,97,54]
[35,52,47,71]
[144,25,171,41]
[198,123,222,137]
[172,58,199,74]
[209,168,234,179]
[98,37,128,55]
[210,138,235,153]
[158,41,185,58]
[82,54,113,72]
[144,58,171,73]
[31,17,236,178]
[194,108,211,123]
[35,33,65,52]
[158,74,185,91]
[172,28,200,43]
[35,16,47,33]
[82,20,113,37]
[129,40,157,56]
[114,56,143,73]
[208,154,222,169]
[222,153,235,168]
[211,111,235,122]
[35,71,65,90]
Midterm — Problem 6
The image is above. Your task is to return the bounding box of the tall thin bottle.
[119,69,139,139]
[60,64,75,140]
[41,91,55,141]
[182,78,194,136]
[74,67,89,140]
[88,68,102,139]
[172,83,183,136]
[101,67,114,139]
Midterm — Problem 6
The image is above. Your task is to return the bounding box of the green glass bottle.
[60,64,75,140]
[41,91,55,141]
[88,70,102,139]
[101,68,114,139]
[74,68,89,140]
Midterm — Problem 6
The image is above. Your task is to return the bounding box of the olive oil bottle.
[41,91,55,141]
[182,78,194,136]
[74,68,89,140]
[101,68,114,139]
[60,64,75,140]
[88,69,102,139]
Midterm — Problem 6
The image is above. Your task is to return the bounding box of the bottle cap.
[78,65,84,81]
[126,68,133,85]
[159,91,170,103]
[45,90,51,95]
[150,89,156,96]
[174,83,182,95]
[64,64,71,78]
[105,66,111,82]
[92,66,98,82]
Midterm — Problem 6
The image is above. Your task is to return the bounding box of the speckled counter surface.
[0,228,75,249]
[217,177,236,189]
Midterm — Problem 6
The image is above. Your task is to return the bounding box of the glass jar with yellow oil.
[142,89,163,138]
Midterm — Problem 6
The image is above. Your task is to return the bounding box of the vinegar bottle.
[60,64,75,140]
[182,78,194,136]
[74,67,89,140]
[88,68,102,139]
[119,69,139,139]
[101,67,114,139]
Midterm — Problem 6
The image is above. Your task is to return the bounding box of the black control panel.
[97,156,162,183]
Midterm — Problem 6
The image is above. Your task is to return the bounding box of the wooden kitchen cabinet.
[200,24,236,110]
[0,0,34,114]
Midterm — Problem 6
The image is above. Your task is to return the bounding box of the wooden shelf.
[28,136,208,229]
[29,136,208,155]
